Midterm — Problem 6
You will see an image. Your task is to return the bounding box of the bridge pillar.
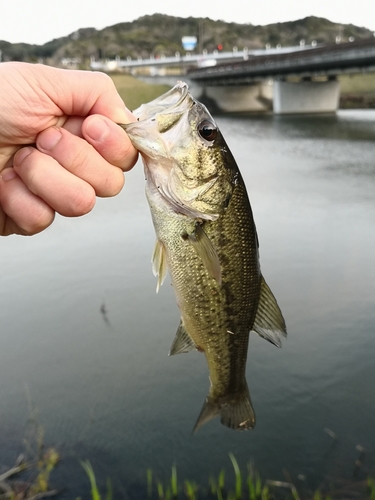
[273,79,340,114]
[196,83,273,113]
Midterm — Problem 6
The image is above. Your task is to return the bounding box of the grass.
[338,73,375,108]
[1,440,374,499]
[108,73,170,111]
[338,73,375,94]
[0,407,60,499]
[144,461,374,500]
[0,448,60,499]
[79,455,375,500]
[80,461,113,500]
[3,455,373,500]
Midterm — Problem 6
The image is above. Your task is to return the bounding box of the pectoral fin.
[169,321,197,355]
[252,275,287,347]
[152,240,168,293]
[185,224,221,284]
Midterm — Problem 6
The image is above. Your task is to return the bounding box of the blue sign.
[182,36,197,51]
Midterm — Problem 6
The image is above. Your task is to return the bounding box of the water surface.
[0,110,374,496]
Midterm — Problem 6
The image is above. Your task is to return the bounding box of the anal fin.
[169,321,197,355]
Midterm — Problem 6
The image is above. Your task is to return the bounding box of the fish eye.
[198,120,217,142]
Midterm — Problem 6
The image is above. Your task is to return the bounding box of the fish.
[122,82,286,431]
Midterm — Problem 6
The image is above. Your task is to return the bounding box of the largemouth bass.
[122,82,286,431]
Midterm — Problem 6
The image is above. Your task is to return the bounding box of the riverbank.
[339,73,375,108]
[109,73,170,111]
[109,72,375,111]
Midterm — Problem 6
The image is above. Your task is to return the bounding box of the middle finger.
[13,147,96,217]
[36,126,126,197]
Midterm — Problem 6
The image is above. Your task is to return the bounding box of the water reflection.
[0,110,374,497]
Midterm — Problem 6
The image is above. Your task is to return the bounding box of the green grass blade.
[255,475,262,497]
[313,491,321,500]
[81,461,101,500]
[261,485,270,500]
[171,464,178,497]
[209,475,217,495]
[105,478,113,500]
[218,469,225,490]
[165,486,172,500]
[229,453,242,499]
[185,480,197,500]
[368,478,375,500]
[217,484,224,500]
[157,480,164,499]
[247,474,254,500]
[147,469,153,498]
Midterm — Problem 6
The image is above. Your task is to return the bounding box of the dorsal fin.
[252,276,287,348]
[169,321,197,355]
[184,224,221,284]
[151,240,168,293]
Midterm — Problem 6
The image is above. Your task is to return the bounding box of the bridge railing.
[188,38,375,83]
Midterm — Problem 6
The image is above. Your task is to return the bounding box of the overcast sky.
[1,0,375,45]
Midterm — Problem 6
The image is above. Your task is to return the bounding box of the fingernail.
[37,127,62,151]
[123,107,136,124]
[86,117,110,142]
[109,106,135,126]
[13,147,33,167]
[0,168,17,181]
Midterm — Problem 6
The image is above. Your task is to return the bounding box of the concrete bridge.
[187,38,375,114]
[91,38,375,114]
[89,44,316,72]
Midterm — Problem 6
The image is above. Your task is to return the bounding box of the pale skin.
[0,62,138,236]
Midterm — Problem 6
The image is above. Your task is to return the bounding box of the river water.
[0,110,374,497]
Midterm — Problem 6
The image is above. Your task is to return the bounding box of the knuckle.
[66,147,88,172]
[22,208,55,235]
[92,71,117,96]
[67,186,96,216]
[97,168,125,197]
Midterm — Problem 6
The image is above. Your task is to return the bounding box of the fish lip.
[130,81,190,122]
[122,82,193,143]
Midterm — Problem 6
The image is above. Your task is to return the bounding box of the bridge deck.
[188,38,375,85]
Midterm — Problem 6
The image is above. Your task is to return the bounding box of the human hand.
[0,62,138,236]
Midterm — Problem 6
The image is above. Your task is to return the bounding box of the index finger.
[30,64,134,124]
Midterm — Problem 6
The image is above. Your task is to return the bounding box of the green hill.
[0,14,373,65]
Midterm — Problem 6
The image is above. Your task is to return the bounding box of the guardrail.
[89,45,316,71]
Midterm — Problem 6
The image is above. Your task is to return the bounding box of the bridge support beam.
[196,83,273,113]
[273,79,340,114]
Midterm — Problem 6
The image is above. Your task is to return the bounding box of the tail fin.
[193,381,255,433]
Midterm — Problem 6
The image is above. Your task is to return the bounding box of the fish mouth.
[121,81,194,155]
[131,81,190,121]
